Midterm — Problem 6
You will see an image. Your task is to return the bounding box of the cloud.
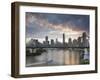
[26,12,89,40]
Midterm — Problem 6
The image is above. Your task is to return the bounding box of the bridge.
[26,46,89,49]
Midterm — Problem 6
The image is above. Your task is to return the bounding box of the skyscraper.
[77,37,82,47]
[82,32,89,47]
[44,36,49,46]
[63,33,65,45]
[45,36,48,41]
[82,32,87,42]
[56,38,58,44]
[73,39,77,47]
[68,38,72,47]
[51,39,54,46]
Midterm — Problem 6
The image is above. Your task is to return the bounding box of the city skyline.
[27,32,89,48]
[26,12,89,43]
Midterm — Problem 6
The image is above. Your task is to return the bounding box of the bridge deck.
[26,46,89,49]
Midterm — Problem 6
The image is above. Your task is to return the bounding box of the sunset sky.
[26,12,89,43]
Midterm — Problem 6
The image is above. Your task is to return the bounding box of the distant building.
[46,36,48,41]
[43,36,49,46]
[68,38,73,47]
[33,39,39,46]
[56,38,58,44]
[51,39,54,46]
[26,39,40,47]
[26,32,89,48]
[55,38,63,47]
[73,39,78,47]
[63,33,65,45]
[77,37,82,47]
[81,32,89,47]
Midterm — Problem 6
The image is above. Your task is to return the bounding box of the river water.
[26,48,89,67]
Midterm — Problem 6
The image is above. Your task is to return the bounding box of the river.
[26,48,89,67]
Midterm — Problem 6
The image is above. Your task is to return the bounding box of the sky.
[26,12,89,43]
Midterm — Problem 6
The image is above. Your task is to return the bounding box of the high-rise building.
[82,32,89,47]
[82,32,87,42]
[56,38,58,44]
[68,38,72,47]
[51,39,54,46]
[44,36,49,46]
[63,33,65,45]
[45,36,48,41]
[73,39,77,47]
[77,37,82,47]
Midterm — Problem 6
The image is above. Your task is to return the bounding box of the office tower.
[77,37,82,47]
[51,39,54,45]
[44,36,49,46]
[68,38,72,47]
[82,32,89,47]
[82,32,87,42]
[56,38,58,44]
[73,39,77,47]
[45,36,48,41]
[63,33,65,45]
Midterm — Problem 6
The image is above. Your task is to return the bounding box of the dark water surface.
[26,48,89,67]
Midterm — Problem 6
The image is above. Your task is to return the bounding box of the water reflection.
[26,48,89,67]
